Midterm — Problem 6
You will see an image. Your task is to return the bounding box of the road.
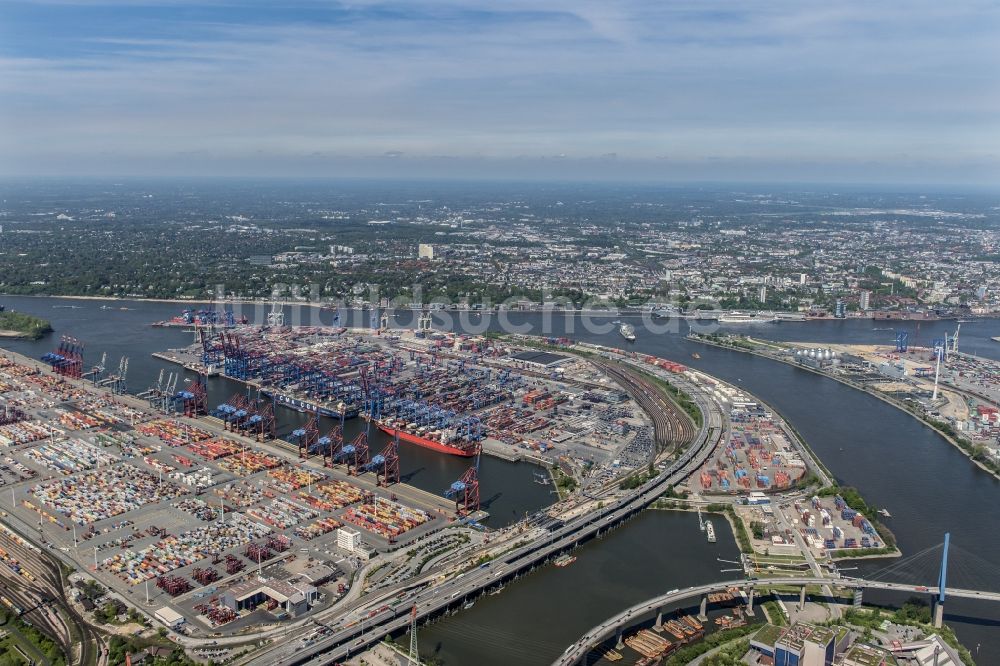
[0,523,103,666]
[256,366,725,666]
[551,575,1000,665]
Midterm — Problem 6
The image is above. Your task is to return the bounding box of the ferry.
[619,323,636,341]
[263,391,360,419]
[376,421,477,457]
[718,311,776,324]
[705,520,717,543]
[554,554,577,567]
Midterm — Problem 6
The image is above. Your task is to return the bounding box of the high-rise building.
[336,527,361,552]
[418,243,435,260]
[835,299,846,319]
[859,290,871,311]
[759,285,768,302]
[799,273,807,285]
[775,623,837,666]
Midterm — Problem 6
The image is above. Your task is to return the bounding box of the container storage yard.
[154,325,654,469]
[689,382,808,493]
[0,346,460,630]
[739,492,885,558]
[0,325,661,634]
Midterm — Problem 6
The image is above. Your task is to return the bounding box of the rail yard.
[0,321,847,666]
[0,322,697,660]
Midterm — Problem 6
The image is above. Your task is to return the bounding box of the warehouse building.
[221,577,317,618]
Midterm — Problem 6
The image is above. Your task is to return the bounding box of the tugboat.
[619,323,636,342]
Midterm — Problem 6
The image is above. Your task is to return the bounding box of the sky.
[1,0,998,184]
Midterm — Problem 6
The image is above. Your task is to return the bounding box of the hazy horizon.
[2,1,998,184]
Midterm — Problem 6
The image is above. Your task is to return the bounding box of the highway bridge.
[552,575,1000,665]
[254,370,725,666]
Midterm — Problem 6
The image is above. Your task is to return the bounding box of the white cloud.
[1,0,998,181]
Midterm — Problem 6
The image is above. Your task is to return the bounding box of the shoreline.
[7,293,995,323]
[689,334,1000,483]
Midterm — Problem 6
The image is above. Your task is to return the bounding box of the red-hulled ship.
[376,421,477,457]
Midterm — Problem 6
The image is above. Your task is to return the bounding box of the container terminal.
[691,325,1000,478]
[0,323,675,643]
[0,321,866,666]
[153,323,655,471]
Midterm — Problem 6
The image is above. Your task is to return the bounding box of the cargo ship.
[376,420,477,457]
[262,391,359,419]
[619,323,636,341]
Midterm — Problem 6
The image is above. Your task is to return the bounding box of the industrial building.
[221,577,317,618]
[751,622,847,666]
[509,350,571,369]
[153,606,186,629]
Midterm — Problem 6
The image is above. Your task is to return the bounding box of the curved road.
[552,576,1000,665]
[260,367,725,666]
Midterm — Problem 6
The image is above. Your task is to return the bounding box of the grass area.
[828,546,897,559]
[105,635,199,666]
[831,603,976,666]
[550,465,578,498]
[0,310,53,339]
[0,630,42,666]
[700,638,752,666]
[927,416,1000,476]
[662,624,759,666]
[691,332,757,352]
[761,600,787,627]
[0,610,67,666]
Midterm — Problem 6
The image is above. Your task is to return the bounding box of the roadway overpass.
[552,576,1000,665]
[254,372,726,666]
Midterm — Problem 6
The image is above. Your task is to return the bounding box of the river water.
[1,296,998,661]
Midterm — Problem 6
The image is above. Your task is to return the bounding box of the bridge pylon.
[934,532,950,628]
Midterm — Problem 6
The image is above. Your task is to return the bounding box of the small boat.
[705,520,717,543]
[554,554,577,567]
[619,323,636,341]
[691,352,701,360]
[463,600,475,610]
[878,508,892,518]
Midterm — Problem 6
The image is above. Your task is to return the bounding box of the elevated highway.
[257,370,725,666]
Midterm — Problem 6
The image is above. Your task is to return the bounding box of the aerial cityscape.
[1,1,998,666]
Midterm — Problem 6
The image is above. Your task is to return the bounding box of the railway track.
[591,359,695,451]
[0,527,102,666]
